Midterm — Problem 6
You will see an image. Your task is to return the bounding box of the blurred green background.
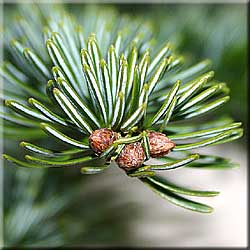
[1,3,247,248]
[119,4,247,124]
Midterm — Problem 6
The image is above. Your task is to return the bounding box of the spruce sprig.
[1,4,243,213]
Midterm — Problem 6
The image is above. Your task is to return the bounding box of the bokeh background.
[1,2,248,248]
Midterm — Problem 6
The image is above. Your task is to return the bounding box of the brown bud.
[148,131,175,158]
[89,128,118,155]
[117,142,145,171]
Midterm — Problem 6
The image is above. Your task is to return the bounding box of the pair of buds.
[89,128,175,171]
